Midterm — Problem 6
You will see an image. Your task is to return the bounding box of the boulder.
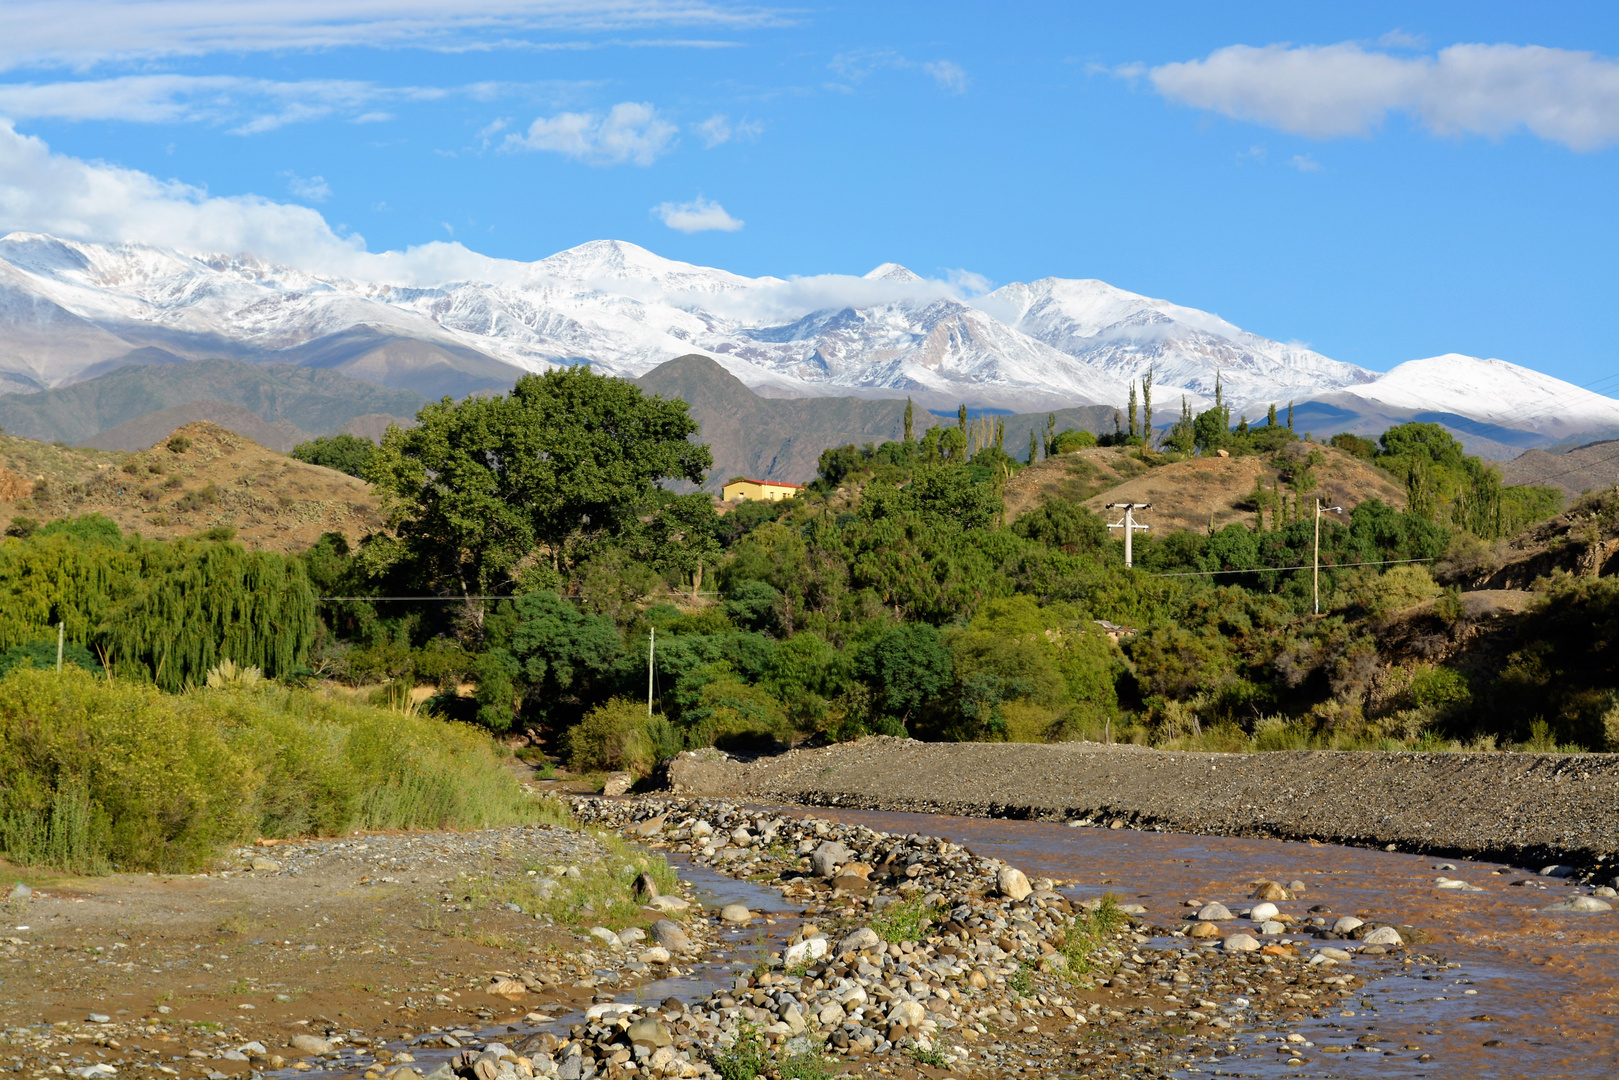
[1188,921,1220,939]
[487,978,527,996]
[1361,926,1404,946]
[812,841,852,879]
[652,919,692,954]
[719,904,753,923]
[1221,933,1261,952]
[1249,902,1279,923]
[1331,916,1364,934]
[627,1019,672,1047]
[784,937,829,966]
[887,1000,928,1028]
[1544,896,1613,913]
[288,1036,333,1055]
[1196,902,1234,921]
[1317,947,1353,962]
[838,927,882,955]
[639,947,672,965]
[601,772,634,797]
[647,895,690,913]
[997,867,1033,902]
[1249,881,1290,901]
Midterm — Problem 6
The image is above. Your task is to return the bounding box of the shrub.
[166,434,192,454]
[290,434,377,479]
[0,638,103,678]
[0,667,537,874]
[565,697,673,776]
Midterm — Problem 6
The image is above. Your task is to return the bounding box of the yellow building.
[722,478,805,502]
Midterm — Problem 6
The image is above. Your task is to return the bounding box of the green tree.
[503,590,624,725]
[1028,427,1039,464]
[1192,407,1230,454]
[1142,367,1154,442]
[368,367,711,598]
[290,434,376,478]
[904,398,914,441]
[855,623,952,725]
[1127,382,1139,440]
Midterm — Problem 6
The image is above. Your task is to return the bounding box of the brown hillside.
[0,422,383,552]
[1004,443,1406,533]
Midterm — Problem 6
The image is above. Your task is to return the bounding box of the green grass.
[1056,895,1128,978]
[0,667,545,874]
[906,1046,948,1068]
[870,894,944,943]
[712,1022,768,1080]
[1007,962,1034,997]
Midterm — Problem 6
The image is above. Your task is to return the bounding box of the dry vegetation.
[0,421,382,551]
[1003,443,1406,533]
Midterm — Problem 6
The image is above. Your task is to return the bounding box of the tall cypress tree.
[1127,383,1139,440]
[1267,402,1278,428]
[1142,368,1154,443]
[1029,428,1039,464]
[1287,400,1294,431]
[957,403,968,431]
[904,398,914,441]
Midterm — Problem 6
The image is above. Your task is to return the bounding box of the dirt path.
[667,739,1619,875]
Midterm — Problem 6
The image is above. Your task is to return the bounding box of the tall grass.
[0,667,539,874]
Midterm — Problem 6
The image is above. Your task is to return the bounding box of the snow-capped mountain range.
[2,231,1616,452]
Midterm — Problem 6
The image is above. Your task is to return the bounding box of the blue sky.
[0,1,1614,380]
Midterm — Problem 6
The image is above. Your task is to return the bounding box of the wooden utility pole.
[647,626,655,716]
[1107,503,1151,567]
[1314,498,1344,615]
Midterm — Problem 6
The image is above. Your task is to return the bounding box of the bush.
[290,434,376,479]
[166,434,192,454]
[0,638,102,678]
[0,667,537,874]
[565,697,678,776]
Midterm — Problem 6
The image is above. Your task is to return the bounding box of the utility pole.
[57,622,64,672]
[1106,503,1151,568]
[1314,498,1344,615]
[647,626,655,716]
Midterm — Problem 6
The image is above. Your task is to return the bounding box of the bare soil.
[667,739,1619,875]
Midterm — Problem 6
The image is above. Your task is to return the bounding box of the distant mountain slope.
[635,354,1124,490]
[0,358,426,446]
[0,422,382,551]
[1501,439,1619,500]
[85,401,312,453]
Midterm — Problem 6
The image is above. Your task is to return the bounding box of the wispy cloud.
[281,170,331,201]
[829,49,970,94]
[694,112,763,147]
[502,101,677,165]
[653,195,742,232]
[0,1,784,72]
[0,75,585,133]
[1144,41,1619,151]
[1287,153,1321,172]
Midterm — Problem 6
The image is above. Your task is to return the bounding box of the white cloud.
[829,50,969,94]
[923,60,969,94]
[0,1,781,71]
[653,196,742,232]
[1147,41,1619,151]
[694,112,763,148]
[502,101,676,164]
[1287,154,1321,172]
[281,171,331,201]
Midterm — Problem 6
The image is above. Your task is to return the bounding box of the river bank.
[665,739,1619,876]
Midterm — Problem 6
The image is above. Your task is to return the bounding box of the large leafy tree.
[369,367,712,596]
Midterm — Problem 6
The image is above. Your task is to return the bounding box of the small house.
[722,478,804,503]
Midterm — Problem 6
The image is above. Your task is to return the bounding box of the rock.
[87,1014,110,1024]
[784,937,829,965]
[1540,865,1575,878]
[1318,946,1353,961]
[839,862,873,880]
[997,866,1033,901]
[1543,896,1614,913]
[689,821,713,838]
[634,872,659,900]
[587,1003,636,1021]
[1596,886,1618,898]
[1435,877,1483,891]
[967,970,989,989]
[838,927,881,955]
[831,874,873,894]
[1188,921,1221,939]
[719,904,753,923]
[1362,926,1404,946]
[633,816,667,837]
[249,858,281,872]
[487,978,527,996]
[811,841,852,879]
[627,1019,672,1047]
[1197,902,1234,921]
[601,772,634,797]
[818,1002,846,1026]
[1260,920,1286,935]
[652,919,692,954]
[288,1036,333,1055]
[394,1069,423,1080]
[887,1000,927,1028]
[618,926,646,945]
[1222,933,1261,952]
[236,1043,266,1056]
[1249,881,1290,901]
[781,1004,805,1035]
[639,947,672,965]
[1332,916,1364,934]
[647,896,690,913]
[7,882,31,901]
[1249,902,1279,922]
[423,1064,456,1080]
[1286,880,1307,893]
[589,926,621,946]
[730,827,752,847]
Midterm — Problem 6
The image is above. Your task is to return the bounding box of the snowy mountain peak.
[863,262,923,283]
[1333,354,1619,432]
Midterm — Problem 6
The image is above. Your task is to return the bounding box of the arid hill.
[1004,443,1407,533]
[0,422,382,552]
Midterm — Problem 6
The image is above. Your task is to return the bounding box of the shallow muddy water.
[768,805,1617,1079]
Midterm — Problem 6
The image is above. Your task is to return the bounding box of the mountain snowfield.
[1,230,1615,451]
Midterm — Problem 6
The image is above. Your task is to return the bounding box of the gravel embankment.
[667,739,1619,873]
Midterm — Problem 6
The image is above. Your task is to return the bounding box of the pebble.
[1332,916,1364,934]
[1197,902,1234,921]
[1543,896,1613,913]
[1249,901,1279,922]
[1361,926,1404,947]
[718,904,753,923]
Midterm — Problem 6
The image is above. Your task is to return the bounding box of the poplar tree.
[1287,400,1294,431]
[1142,367,1154,443]
[1029,428,1039,464]
[904,398,914,441]
[1127,383,1139,440]
[1267,402,1278,428]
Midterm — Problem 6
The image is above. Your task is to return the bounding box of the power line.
[1146,556,1437,578]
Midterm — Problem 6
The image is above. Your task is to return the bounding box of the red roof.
[727,478,805,489]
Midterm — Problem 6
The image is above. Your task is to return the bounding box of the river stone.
[288,1036,333,1055]
[838,927,881,955]
[1435,877,1482,891]
[1318,947,1353,961]
[967,970,989,989]
[1188,921,1220,939]
[719,904,753,923]
[1540,865,1575,878]
[997,866,1033,901]
[1596,887,1618,898]
[840,862,873,880]
[1249,881,1290,901]
[690,820,713,838]
[785,937,829,965]
[1197,902,1234,921]
[1249,902,1279,922]
[1332,916,1364,934]
[1362,926,1404,946]
[634,872,659,900]
[589,926,620,946]
[1222,933,1261,952]
[1287,879,1307,893]
[812,841,852,879]
[627,1019,672,1047]
[633,816,666,837]
[639,947,672,964]
[887,1000,927,1028]
[647,895,689,913]
[818,1002,846,1026]
[249,857,281,873]
[618,926,646,945]
[782,1004,805,1034]
[1544,896,1613,913]
[1260,920,1286,935]
[652,919,692,953]
[602,772,634,797]
[487,977,527,996]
